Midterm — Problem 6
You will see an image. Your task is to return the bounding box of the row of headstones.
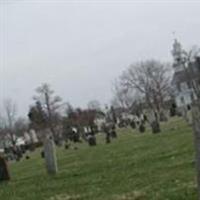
[0,124,128,182]
[4,141,42,163]
[42,126,119,176]
[35,118,159,177]
[119,114,161,134]
[63,125,119,148]
[0,113,162,182]
[87,126,117,145]
[0,137,58,182]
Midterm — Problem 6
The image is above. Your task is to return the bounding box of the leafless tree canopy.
[111,79,136,109]
[3,98,17,130]
[119,60,172,113]
[33,83,63,138]
[87,100,101,111]
[34,83,63,114]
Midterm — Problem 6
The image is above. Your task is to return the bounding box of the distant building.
[171,39,200,107]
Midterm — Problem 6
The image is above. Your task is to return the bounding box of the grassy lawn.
[0,117,197,200]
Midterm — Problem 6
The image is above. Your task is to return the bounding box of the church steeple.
[172,39,182,62]
[171,39,186,72]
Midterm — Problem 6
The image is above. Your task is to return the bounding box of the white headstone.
[44,137,58,175]
[30,129,38,143]
[24,132,31,144]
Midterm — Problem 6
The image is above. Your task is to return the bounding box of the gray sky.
[0,0,200,116]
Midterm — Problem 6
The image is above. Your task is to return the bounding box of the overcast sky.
[0,0,200,116]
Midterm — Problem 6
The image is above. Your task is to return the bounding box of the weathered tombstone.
[44,137,58,175]
[64,140,70,149]
[105,131,111,144]
[139,123,145,133]
[41,150,45,158]
[12,146,22,162]
[72,130,80,143]
[111,130,117,138]
[188,109,193,125]
[118,121,124,128]
[30,129,38,150]
[143,114,148,122]
[24,131,31,145]
[151,121,161,134]
[170,103,177,117]
[30,129,38,143]
[110,126,117,138]
[87,135,96,146]
[0,156,10,181]
[159,111,168,122]
[130,120,136,129]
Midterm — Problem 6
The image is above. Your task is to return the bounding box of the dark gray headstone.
[0,156,10,181]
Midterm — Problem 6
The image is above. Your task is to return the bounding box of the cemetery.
[0,117,197,200]
[0,38,199,200]
[1,1,200,200]
[0,33,199,199]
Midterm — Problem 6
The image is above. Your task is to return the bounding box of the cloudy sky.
[0,0,200,116]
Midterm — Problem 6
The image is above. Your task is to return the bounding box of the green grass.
[0,117,198,200]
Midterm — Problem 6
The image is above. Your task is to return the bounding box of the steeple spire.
[171,38,187,72]
[171,39,182,63]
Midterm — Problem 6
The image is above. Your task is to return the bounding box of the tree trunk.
[192,102,200,200]
[150,111,161,134]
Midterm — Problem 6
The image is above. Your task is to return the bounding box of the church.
[171,39,200,108]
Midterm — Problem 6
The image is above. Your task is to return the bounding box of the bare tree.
[87,100,101,111]
[111,79,135,109]
[3,98,17,145]
[121,60,172,112]
[119,60,172,133]
[33,83,63,140]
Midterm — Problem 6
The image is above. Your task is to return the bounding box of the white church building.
[171,39,200,108]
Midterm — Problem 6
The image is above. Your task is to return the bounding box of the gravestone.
[159,111,168,122]
[65,140,70,149]
[30,129,38,144]
[170,103,177,117]
[130,120,136,129]
[139,123,145,133]
[87,135,96,146]
[41,150,45,158]
[44,137,58,175]
[24,131,31,145]
[105,131,111,144]
[151,121,161,134]
[0,156,10,181]
[188,110,193,125]
[111,127,117,138]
